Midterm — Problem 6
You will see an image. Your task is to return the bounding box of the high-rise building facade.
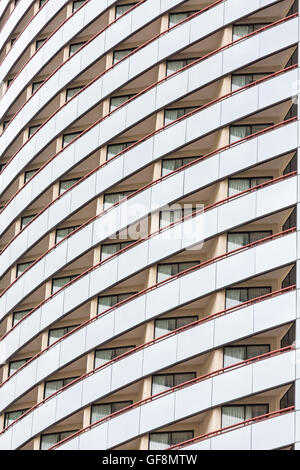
[0,0,299,451]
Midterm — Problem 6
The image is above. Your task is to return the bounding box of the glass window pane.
[229,126,250,143]
[154,318,176,338]
[231,74,252,91]
[159,209,182,229]
[40,433,59,450]
[157,264,174,283]
[59,179,79,195]
[106,142,132,160]
[69,42,85,56]
[13,309,30,326]
[166,60,185,76]
[245,404,268,420]
[73,1,85,12]
[55,226,78,244]
[62,132,81,147]
[225,288,248,308]
[149,432,171,450]
[152,374,174,394]
[246,345,270,360]
[24,169,38,182]
[171,431,193,446]
[16,261,33,277]
[44,379,64,399]
[115,4,136,18]
[21,215,35,229]
[232,25,253,41]
[32,81,44,93]
[249,231,271,244]
[164,108,184,125]
[52,277,72,294]
[9,359,27,376]
[248,287,271,300]
[169,13,189,27]
[227,233,249,251]
[222,406,245,427]
[4,409,26,427]
[113,49,133,64]
[91,404,111,423]
[66,86,83,101]
[223,346,246,367]
[28,125,40,138]
[228,178,250,197]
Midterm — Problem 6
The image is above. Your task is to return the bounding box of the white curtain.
[13,309,30,326]
[107,143,127,160]
[62,132,80,147]
[227,232,249,251]
[9,359,27,376]
[101,243,120,261]
[52,277,70,294]
[232,25,252,41]
[110,96,129,111]
[231,74,252,91]
[115,4,133,18]
[55,226,76,244]
[159,209,182,229]
[40,433,60,450]
[225,289,247,308]
[166,60,185,76]
[149,433,170,450]
[229,126,250,144]
[48,328,66,346]
[91,404,111,423]
[164,108,184,125]
[113,49,132,64]
[5,410,25,427]
[157,264,174,283]
[228,178,250,196]
[44,379,64,399]
[223,347,245,367]
[59,179,78,195]
[154,318,176,338]
[222,406,245,427]
[152,375,174,395]
[94,349,114,368]
[168,12,189,27]
[66,86,82,101]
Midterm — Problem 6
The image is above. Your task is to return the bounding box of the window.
[24,169,38,183]
[110,95,135,111]
[168,11,197,27]
[16,261,34,278]
[281,323,296,349]
[100,242,132,261]
[40,431,77,450]
[4,409,29,428]
[154,316,198,339]
[98,293,136,314]
[166,58,197,76]
[231,73,268,91]
[62,132,82,147]
[72,1,85,12]
[227,231,272,251]
[228,177,272,197]
[283,154,297,175]
[44,377,78,398]
[28,125,40,138]
[69,42,85,56]
[36,39,46,50]
[106,142,134,161]
[13,310,31,326]
[3,120,10,130]
[8,359,30,376]
[115,4,136,18]
[59,178,80,195]
[94,346,135,368]
[161,157,200,176]
[229,124,272,143]
[20,215,36,229]
[55,226,80,244]
[48,325,79,346]
[149,431,194,450]
[221,404,269,427]
[66,86,84,101]
[159,207,196,229]
[225,287,271,309]
[103,191,133,210]
[113,49,135,64]
[223,344,270,367]
[39,0,47,7]
[7,79,13,88]
[157,262,199,283]
[232,24,269,41]
[91,401,132,423]
[280,384,295,409]
[10,38,16,46]
[51,275,78,294]
[283,208,297,231]
[152,372,196,395]
[164,107,197,125]
[32,81,44,93]
[282,265,296,289]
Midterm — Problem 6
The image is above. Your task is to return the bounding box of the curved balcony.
[0,347,294,449]
[0,230,296,409]
[167,407,295,450]
[0,117,297,284]
[0,0,284,197]
[0,0,34,54]
[0,67,296,286]
[0,161,297,333]
[0,11,296,195]
[0,0,70,84]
